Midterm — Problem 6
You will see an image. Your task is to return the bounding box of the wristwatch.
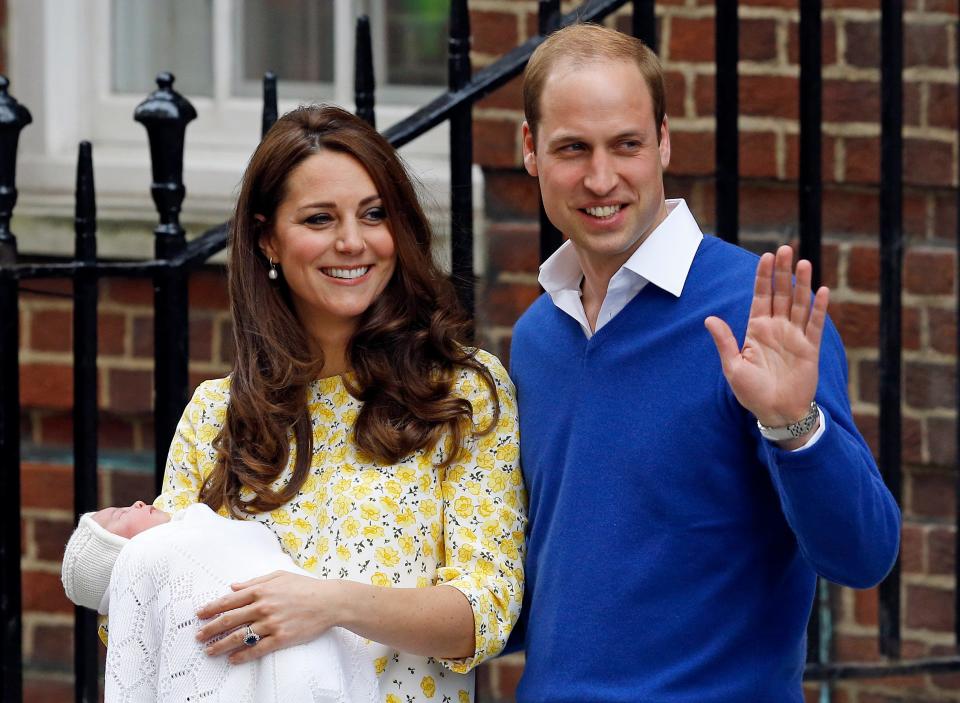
[756,402,820,441]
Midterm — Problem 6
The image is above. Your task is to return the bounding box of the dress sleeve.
[153,378,230,514]
[434,350,527,673]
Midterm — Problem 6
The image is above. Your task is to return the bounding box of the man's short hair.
[522,23,666,145]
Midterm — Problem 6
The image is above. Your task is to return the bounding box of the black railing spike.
[73,140,99,703]
[878,0,904,660]
[955,15,960,650]
[262,71,278,139]
[539,0,561,35]
[715,2,739,244]
[798,1,822,289]
[632,0,657,52]
[355,16,376,128]
[0,75,33,260]
[134,73,195,491]
[448,0,474,323]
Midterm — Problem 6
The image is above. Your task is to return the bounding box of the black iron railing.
[0,1,952,701]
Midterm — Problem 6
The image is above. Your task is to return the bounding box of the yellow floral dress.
[154,349,526,703]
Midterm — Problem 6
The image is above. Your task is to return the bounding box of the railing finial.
[0,75,33,262]
[262,71,278,139]
[355,15,376,128]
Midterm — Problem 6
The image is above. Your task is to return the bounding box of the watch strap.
[756,402,820,441]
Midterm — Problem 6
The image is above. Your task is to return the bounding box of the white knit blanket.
[104,504,379,703]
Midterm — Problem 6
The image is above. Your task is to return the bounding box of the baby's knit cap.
[61,513,128,614]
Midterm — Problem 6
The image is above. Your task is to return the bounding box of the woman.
[155,105,525,702]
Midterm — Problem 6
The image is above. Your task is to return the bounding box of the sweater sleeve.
[758,320,901,588]
[154,378,230,515]
[435,350,527,673]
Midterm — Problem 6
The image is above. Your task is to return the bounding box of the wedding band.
[242,624,260,647]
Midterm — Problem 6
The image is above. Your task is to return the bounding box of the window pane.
[112,0,213,96]
[239,0,334,93]
[385,0,448,87]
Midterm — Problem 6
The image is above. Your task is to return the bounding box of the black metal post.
[633,0,657,53]
[955,15,960,650]
[878,0,903,660]
[72,141,99,703]
[537,0,563,264]
[134,73,196,493]
[715,1,739,244]
[355,15,376,129]
[449,0,474,320]
[262,71,278,139]
[798,1,822,288]
[0,74,31,703]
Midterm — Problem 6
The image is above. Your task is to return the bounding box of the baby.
[62,501,379,703]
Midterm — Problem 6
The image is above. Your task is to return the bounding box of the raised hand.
[704,245,829,441]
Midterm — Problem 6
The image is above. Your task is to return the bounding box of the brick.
[904,81,922,127]
[103,278,153,306]
[853,586,878,626]
[108,469,155,507]
[664,70,686,120]
[480,281,540,327]
[823,188,879,236]
[477,74,523,112]
[219,318,236,366]
[693,74,715,118]
[854,410,922,464]
[843,136,879,184]
[904,138,954,188]
[21,462,72,511]
[29,309,71,353]
[740,18,777,62]
[929,526,955,576]
[786,19,838,66]
[910,469,956,520]
[933,191,956,244]
[668,130,714,176]
[20,363,73,410]
[474,117,521,169]
[668,17,714,63]
[844,20,879,69]
[928,81,959,130]
[30,623,74,670]
[739,131,778,179]
[189,316,213,362]
[925,0,960,11]
[23,677,74,703]
[740,183,798,231]
[820,242,839,290]
[472,9,519,57]
[905,248,954,295]
[37,411,72,446]
[901,522,924,574]
[132,315,154,358]
[834,633,881,662]
[823,80,880,123]
[905,22,950,68]
[484,169,541,221]
[783,134,836,183]
[22,279,72,298]
[905,583,952,631]
[108,368,153,414]
[905,361,955,410]
[188,268,230,311]
[488,222,541,274]
[740,75,799,119]
[32,516,75,562]
[41,411,135,450]
[928,416,956,467]
[830,301,919,351]
[904,191,928,240]
[22,569,72,614]
[847,244,878,292]
[98,311,127,356]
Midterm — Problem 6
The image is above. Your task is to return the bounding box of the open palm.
[705,245,829,429]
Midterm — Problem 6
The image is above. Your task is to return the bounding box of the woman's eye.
[364,207,386,222]
[305,213,332,225]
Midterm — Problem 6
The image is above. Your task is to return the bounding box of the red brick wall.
[14,1,960,701]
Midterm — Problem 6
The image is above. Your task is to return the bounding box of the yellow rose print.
[271,509,292,525]
[398,535,415,555]
[375,547,400,568]
[454,496,473,519]
[282,532,302,552]
[293,518,311,533]
[336,545,351,561]
[420,675,436,698]
[459,691,470,703]
[343,517,360,537]
[374,656,388,675]
[360,504,381,521]
[478,497,495,518]
[386,695,400,703]
[363,525,385,539]
[385,479,402,498]
[371,572,391,587]
[333,495,351,517]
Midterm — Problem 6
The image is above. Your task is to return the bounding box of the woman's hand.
[195,571,347,664]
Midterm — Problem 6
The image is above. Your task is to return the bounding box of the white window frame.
[9,0,481,268]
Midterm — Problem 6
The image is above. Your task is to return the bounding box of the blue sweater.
[509,236,900,703]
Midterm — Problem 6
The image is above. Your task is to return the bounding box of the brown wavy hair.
[201,105,499,516]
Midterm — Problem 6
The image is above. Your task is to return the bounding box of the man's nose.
[583,151,617,195]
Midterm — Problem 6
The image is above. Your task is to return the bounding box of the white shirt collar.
[538,199,703,323]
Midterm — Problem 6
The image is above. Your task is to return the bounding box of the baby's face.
[93,501,170,538]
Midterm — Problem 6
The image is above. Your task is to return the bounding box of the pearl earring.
[268,258,279,280]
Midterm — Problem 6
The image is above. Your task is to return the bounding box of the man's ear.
[521,121,538,177]
[658,115,671,170]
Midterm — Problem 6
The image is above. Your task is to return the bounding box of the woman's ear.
[254,215,276,260]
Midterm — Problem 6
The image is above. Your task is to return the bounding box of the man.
[508,23,900,703]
